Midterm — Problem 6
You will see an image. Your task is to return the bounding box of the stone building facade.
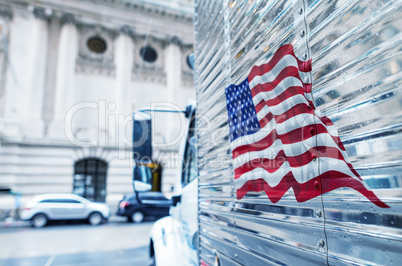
[0,0,194,208]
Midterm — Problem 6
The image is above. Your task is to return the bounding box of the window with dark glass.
[87,36,107,54]
[186,54,194,70]
[140,46,158,63]
[73,159,107,202]
[39,199,82,204]
[182,116,197,187]
[134,165,153,184]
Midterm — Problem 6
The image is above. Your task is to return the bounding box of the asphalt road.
[0,218,153,266]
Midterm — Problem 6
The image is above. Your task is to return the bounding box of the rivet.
[309,127,315,135]
[234,236,237,241]
[300,30,305,37]
[302,53,308,60]
[319,239,325,248]
[235,254,238,258]
[314,181,319,190]
[316,210,322,218]
[311,153,317,160]
[298,8,303,15]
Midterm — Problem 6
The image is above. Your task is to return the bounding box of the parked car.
[116,192,172,223]
[20,193,110,228]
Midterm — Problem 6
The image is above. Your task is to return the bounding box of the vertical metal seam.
[193,2,201,263]
[195,111,201,264]
[299,0,329,264]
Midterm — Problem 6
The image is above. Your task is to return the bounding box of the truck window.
[182,117,197,187]
[134,165,152,184]
[183,141,197,186]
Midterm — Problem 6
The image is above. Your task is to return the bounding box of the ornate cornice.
[60,13,76,25]
[93,0,193,20]
[76,24,116,77]
[0,9,12,21]
[0,0,194,45]
[131,66,166,85]
[31,6,53,20]
[169,36,182,46]
[119,25,134,37]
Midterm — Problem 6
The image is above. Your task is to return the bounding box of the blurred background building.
[0,0,194,211]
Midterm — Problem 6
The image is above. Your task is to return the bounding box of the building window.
[73,159,108,202]
[140,46,158,63]
[186,54,194,70]
[87,36,107,54]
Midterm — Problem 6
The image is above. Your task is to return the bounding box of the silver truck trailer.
[147,0,402,265]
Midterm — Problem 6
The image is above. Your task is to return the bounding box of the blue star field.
[225,78,261,142]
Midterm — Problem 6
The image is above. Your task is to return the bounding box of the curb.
[0,220,30,228]
[0,216,128,228]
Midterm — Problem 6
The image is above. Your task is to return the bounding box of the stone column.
[115,25,134,116]
[0,10,12,118]
[28,8,51,121]
[49,13,78,137]
[3,7,50,136]
[165,36,182,107]
[164,36,182,140]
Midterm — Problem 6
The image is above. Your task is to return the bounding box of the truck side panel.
[194,0,402,265]
[307,0,402,264]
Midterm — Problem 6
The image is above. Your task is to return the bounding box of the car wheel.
[131,211,144,223]
[88,212,103,226]
[32,214,47,228]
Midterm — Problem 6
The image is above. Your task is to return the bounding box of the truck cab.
[147,106,198,266]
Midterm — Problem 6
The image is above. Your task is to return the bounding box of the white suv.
[20,194,110,228]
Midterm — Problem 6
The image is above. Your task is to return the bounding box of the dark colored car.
[116,192,172,223]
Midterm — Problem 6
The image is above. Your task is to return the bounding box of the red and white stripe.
[232,44,388,208]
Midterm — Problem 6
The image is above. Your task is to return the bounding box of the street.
[0,218,153,266]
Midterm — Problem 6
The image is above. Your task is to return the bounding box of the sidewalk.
[0,218,29,228]
[0,215,128,228]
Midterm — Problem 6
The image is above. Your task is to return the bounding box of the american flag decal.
[225,44,389,208]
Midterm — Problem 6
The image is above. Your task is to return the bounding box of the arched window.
[73,159,108,202]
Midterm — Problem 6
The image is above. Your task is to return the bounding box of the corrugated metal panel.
[195,0,327,264]
[195,0,236,264]
[194,0,402,265]
[306,0,402,264]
